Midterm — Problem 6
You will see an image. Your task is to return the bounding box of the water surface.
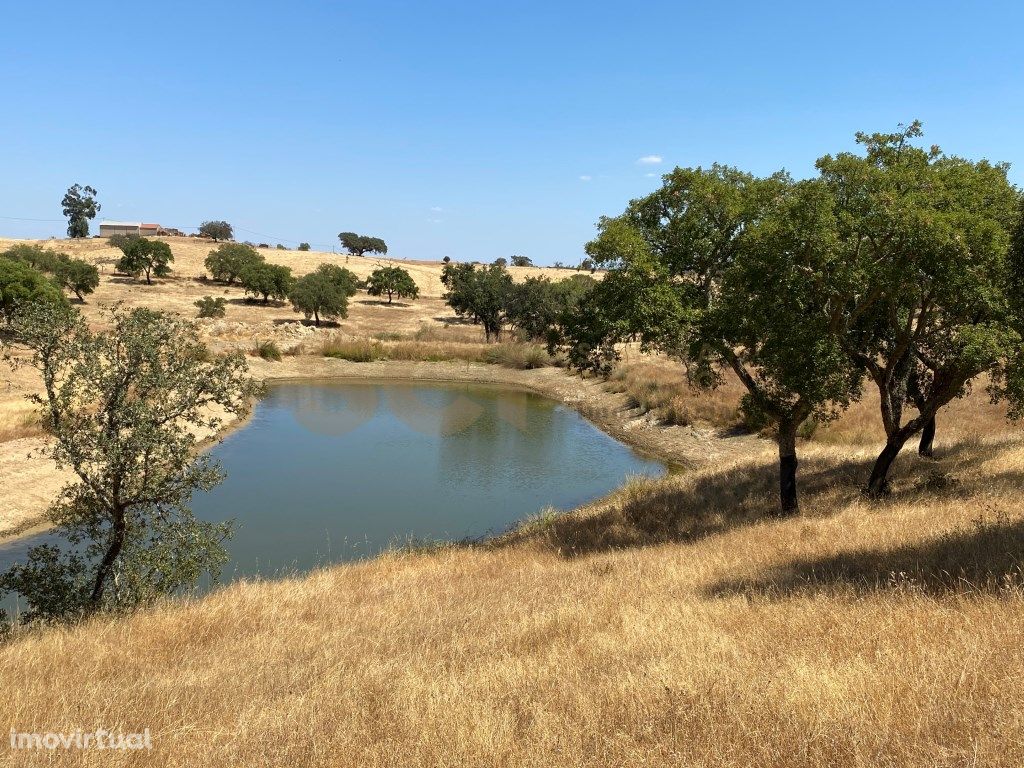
[0,380,665,594]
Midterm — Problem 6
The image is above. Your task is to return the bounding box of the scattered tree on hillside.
[297,242,311,251]
[492,257,508,267]
[442,263,514,341]
[1,245,99,302]
[338,232,387,258]
[314,263,360,296]
[0,257,66,323]
[366,265,419,304]
[195,296,227,318]
[205,243,264,284]
[61,184,100,238]
[289,272,349,326]
[0,304,257,622]
[506,274,595,344]
[812,122,1022,495]
[115,238,174,284]
[239,262,294,304]
[510,255,533,267]
[198,221,234,241]
[563,167,861,514]
[442,255,451,264]
[54,258,100,301]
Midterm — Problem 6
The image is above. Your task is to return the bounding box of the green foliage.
[297,242,311,251]
[492,257,508,267]
[252,339,282,361]
[338,232,387,257]
[442,255,451,264]
[366,265,419,304]
[198,221,233,241]
[276,244,287,250]
[289,271,349,326]
[0,303,258,623]
[195,296,227,318]
[1,245,99,302]
[441,262,514,341]
[61,184,100,238]
[314,263,360,297]
[564,164,860,513]
[239,261,294,304]
[115,237,173,284]
[510,255,533,267]
[506,274,595,344]
[0,257,66,323]
[813,122,1022,492]
[205,243,264,284]
[54,258,100,301]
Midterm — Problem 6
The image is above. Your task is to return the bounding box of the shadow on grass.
[705,511,1024,598]
[356,299,414,308]
[500,436,1024,561]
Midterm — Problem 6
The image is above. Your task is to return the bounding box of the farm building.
[98,221,163,238]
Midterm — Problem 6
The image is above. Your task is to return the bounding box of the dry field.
[2,236,1024,766]
[1,428,1023,766]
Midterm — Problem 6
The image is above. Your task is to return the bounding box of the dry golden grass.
[606,359,745,429]
[0,400,43,443]
[3,431,1024,766]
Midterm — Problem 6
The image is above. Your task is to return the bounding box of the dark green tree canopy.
[314,263,360,297]
[61,184,100,238]
[510,255,533,267]
[297,242,311,251]
[0,257,66,323]
[289,271,349,326]
[338,232,388,258]
[366,265,419,304]
[115,238,174,285]
[812,122,1021,493]
[198,221,233,241]
[205,243,264,284]
[240,262,294,304]
[1,245,99,302]
[565,165,861,513]
[442,262,513,341]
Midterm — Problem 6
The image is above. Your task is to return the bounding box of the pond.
[0,380,666,601]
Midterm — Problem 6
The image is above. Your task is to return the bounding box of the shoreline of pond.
[0,357,768,543]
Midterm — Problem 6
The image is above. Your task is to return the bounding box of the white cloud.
[579,175,592,182]
[645,172,657,178]
[427,218,443,224]
[637,155,663,165]
[430,206,443,212]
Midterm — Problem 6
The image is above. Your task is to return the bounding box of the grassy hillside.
[1,422,1022,766]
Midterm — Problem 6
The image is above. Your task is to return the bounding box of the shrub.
[297,242,311,251]
[195,296,227,318]
[251,340,282,362]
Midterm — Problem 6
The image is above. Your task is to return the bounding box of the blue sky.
[1,1,1022,264]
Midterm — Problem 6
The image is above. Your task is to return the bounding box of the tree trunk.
[314,311,320,327]
[777,420,799,515]
[918,415,935,458]
[90,509,126,607]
